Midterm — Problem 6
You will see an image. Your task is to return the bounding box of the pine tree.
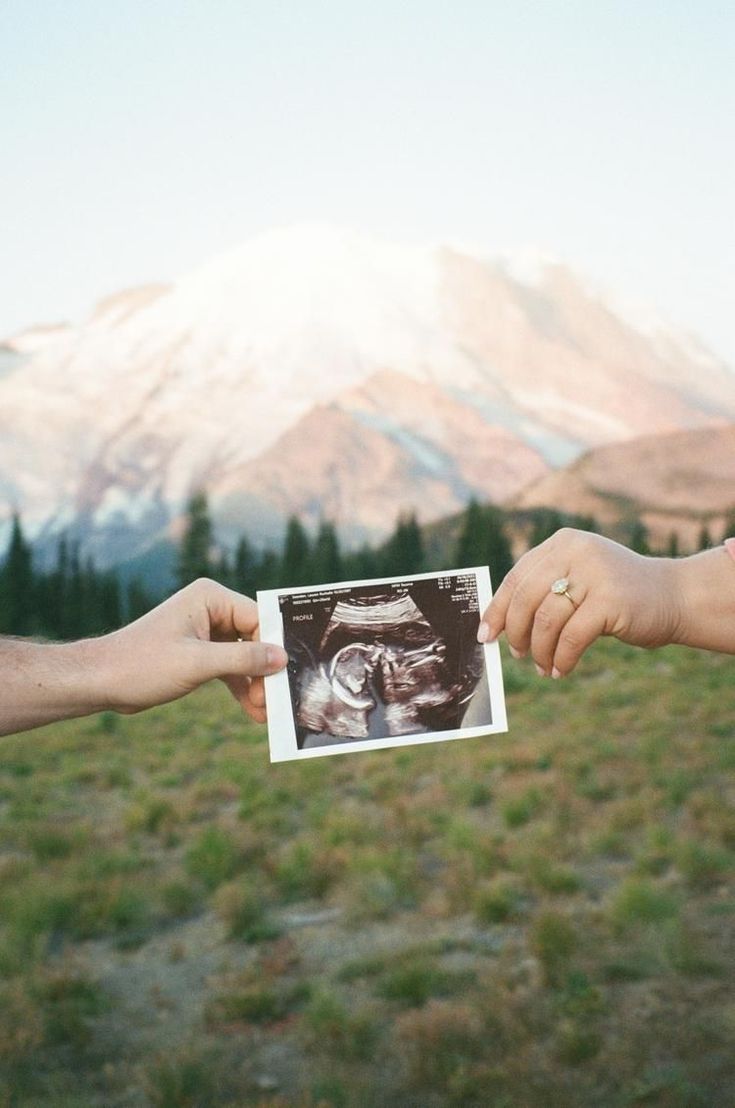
[213,550,231,587]
[46,536,70,638]
[0,513,35,635]
[345,544,379,581]
[485,504,513,587]
[281,516,311,586]
[629,518,650,555]
[383,513,424,576]
[454,501,513,586]
[233,536,258,597]
[455,499,487,567]
[311,520,342,584]
[698,524,713,551]
[529,507,564,549]
[127,578,152,622]
[177,491,213,588]
[65,542,86,639]
[256,549,280,591]
[667,531,680,558]
[722,508,735,543]
[99,572,122,630]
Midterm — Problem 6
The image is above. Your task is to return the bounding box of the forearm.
[0,637,111,737]
[670,546,735,654]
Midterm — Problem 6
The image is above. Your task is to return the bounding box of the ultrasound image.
[279,576,491,749]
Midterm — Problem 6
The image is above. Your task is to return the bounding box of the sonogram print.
[278,575,491,749]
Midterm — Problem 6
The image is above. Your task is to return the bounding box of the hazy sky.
[2,0,733,362]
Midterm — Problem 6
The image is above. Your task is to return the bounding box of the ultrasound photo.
[259,569,507,762]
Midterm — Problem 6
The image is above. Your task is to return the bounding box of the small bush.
[206,987,282,1025]
[311,1076,349,1108]
[213,880,280,943]
[501,787,543,828]
[145,1048,219,1108]
[301,989,378,1060]
[162,879,202,919]
[0,980,43,1064]
[376,961,470,1008]
[26,827,74,861]
[531,911,577,986]
[185,827,240,890]
[395,999,484,1087]
[474,877,524,924]
[674,839,733,889]
[609,878,678,931]
[555,1019,602,1065]
[34,970,106,1048]
[273,839,337,901]
[529,861,581,895]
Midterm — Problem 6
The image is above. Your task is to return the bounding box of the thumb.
[201,640,288,681]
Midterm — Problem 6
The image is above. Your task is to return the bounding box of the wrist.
[669,546,735,653]
[0,636,113,737]
[87,629,139,714]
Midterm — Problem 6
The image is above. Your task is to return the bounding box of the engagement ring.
[551,577,577,607]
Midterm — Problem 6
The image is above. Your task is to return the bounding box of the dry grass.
[0,638,733,1105]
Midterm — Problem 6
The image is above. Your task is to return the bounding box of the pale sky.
[2,0,734,363]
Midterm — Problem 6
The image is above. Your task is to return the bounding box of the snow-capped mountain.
[1,224,734,565]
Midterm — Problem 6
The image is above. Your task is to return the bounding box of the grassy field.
[0,639,734,1107]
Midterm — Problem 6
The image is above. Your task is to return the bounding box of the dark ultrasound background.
[279,576,492,749]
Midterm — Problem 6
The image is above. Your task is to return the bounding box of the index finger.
[478,545,551,642]
[206,584,260,641]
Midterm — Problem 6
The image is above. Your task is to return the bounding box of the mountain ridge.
[1,225,733,566]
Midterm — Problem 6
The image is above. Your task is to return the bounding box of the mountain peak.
[1,226,733,565]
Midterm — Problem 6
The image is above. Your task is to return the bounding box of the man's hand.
[0,579,288,737]
[99,579,288,722]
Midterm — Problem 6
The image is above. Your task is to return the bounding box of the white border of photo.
[258,566,507,763]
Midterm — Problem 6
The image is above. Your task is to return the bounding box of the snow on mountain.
[1,224,733,565]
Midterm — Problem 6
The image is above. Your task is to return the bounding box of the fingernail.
[477,622,490,643]
[535,664,546,677]
[551,667,561,679]
[509,645,523,660]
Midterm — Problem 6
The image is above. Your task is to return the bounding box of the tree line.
[176,492,514,596]
[2,493,731,640]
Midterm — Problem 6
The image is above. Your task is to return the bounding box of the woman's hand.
[477,529,684,677]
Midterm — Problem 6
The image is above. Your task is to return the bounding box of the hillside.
[513,424,735,550]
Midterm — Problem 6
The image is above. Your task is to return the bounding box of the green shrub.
[674,839,733,889]
[501,787,543,828]
[376,961,470,1008]
[555,1019,602,1065]
[474,878,524,924]
[213,880,279,943]
[301,989,378,1060]
[609,878,678,931]
[34,970,106,1048]
[531,911,577,985]
[145,1048,218,1108]
[206,987,282,1025]
[395,999,484,1087]
[529,861,581,895]
[273,839,335,901]
[184,827,240,890]
[162,878,202,919]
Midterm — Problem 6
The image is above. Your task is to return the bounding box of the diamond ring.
[551,577,577,607]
